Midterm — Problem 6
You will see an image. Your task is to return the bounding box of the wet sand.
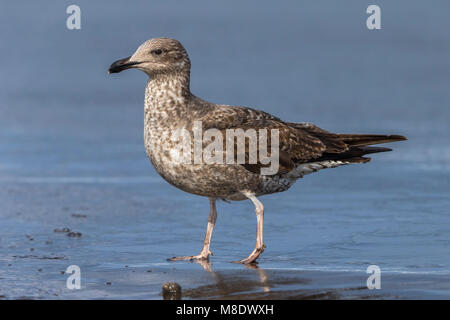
[2,255,449,300]
[0,180,449,300]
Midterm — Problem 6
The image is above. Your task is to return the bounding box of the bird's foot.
[168,249,212,262]
[168,255,208,261]
[234,244,266,265]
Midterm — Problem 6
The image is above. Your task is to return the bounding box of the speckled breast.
[144,124,263,199]
[142,80,293,200]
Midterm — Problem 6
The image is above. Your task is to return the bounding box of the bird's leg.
[237,194,266,265]
[169,197,217,262]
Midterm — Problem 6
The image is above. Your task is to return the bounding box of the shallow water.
[0,1,449,299]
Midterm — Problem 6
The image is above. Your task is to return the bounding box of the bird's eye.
[151,49,163,55]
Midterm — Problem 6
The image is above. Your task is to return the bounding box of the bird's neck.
[144,72,193,132]
[144,72,192,129]
[143,71,192,154]
[145,71,191,109]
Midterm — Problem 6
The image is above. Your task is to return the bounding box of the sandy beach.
[1,176,449,299]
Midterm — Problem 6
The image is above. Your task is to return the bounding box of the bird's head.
[108,37,190,76]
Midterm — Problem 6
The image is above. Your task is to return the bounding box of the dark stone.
[162,282,182,300]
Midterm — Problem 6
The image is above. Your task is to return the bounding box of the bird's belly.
[144,128,298,199]
[145,139,261,198]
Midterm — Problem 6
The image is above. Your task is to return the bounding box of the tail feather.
[358,146,393,154]
[337,134,407,147]
[316,146,394,163]
[291,122,407,167]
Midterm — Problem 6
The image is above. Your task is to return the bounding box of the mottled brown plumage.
[109,37,407,265]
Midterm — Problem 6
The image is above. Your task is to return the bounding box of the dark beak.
[108,56,141,74]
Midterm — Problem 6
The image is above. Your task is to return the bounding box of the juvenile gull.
[108,37,406,264]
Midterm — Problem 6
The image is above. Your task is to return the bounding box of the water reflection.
[177,260,294,299]
[173,260,378,299]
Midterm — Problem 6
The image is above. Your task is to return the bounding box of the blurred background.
[0,1,449,299]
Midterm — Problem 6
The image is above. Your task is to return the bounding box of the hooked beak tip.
[108,56,140,74]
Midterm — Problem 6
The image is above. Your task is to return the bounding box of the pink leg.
[237,194,266,264]
[169,197,217,261]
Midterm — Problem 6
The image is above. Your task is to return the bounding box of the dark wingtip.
[360,146,392,154]
[389,135,407,141]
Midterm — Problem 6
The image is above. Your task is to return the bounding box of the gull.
[108,37,406,264]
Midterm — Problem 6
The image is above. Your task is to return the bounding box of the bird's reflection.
[182,258,272,298]
[171,259,360,299]
[243,263,270,293]
[191,258,213,272]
